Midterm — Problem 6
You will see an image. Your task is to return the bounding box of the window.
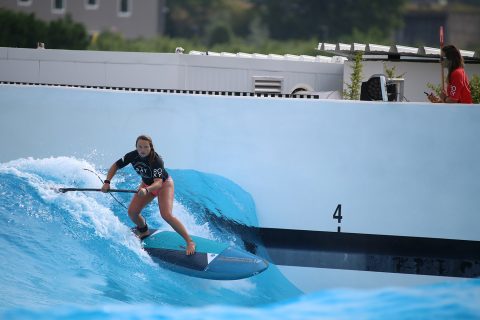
[118,0,132,17]
[17,0,32,7]
[52,0,66,14]
[85,0,99,10]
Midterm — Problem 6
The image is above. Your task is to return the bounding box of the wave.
[2,156,479,319]
[0,156,301,311]
[2,279,479,319]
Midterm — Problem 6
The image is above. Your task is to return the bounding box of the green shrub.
[343,52,363,100]
[88,30,320,56]
[0,8,88,49]
[206,23,233,47]
[470,74,480,104]
[426,82,442,97]
[0,9,46,48]
[47,14,89,50]
[383,62,406,79]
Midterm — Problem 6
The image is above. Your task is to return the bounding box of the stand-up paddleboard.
[139,229,268,280]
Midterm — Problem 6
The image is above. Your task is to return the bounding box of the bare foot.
[186,241,196,255]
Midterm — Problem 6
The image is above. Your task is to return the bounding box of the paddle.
[81,168,131,209]
[58,187,137,193]
[439,26,445,93]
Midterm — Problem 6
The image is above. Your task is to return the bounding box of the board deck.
[141,229,268,280]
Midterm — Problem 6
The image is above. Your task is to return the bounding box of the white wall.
[2,47,478,101]
[0,47,343,94]
[1,85,479,243]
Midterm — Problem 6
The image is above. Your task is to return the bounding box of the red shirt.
[448,68,472,104]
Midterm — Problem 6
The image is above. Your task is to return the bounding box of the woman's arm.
[443,96,459,103]
[101,163,118,192]
[427,93,442,103]
[138,178,163,197]
[434,89,459,103]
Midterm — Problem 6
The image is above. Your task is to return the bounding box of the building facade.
[397,1,480,49]
[0,0,166,39]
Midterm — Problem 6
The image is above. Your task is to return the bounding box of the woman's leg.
[128,189,155,233]
[158,178,195,255]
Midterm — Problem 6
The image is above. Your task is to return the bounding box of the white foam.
[173,201,213,239]
[1,156,218,263]
[0,156,152,260]
[2,156,99,182]
[215,278,256,295]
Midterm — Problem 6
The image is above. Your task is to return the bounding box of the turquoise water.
[1,157,479,319]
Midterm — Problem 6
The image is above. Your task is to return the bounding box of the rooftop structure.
[317,42,480,63]
[397,1,480,49]
[0,45,479,103]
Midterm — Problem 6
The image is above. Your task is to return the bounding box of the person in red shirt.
[428,45,473,104]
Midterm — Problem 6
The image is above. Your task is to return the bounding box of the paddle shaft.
[440,26,445,92]
[58,188,137,193]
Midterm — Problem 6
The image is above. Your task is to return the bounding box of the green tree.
[165,0,257,43]
[89,31,126,52]
[165,0,224,38]
[0,9,88,50]
[254,0,406,43]
[0,9,46,48]
[206,23,233,46]
[47,14,89,50]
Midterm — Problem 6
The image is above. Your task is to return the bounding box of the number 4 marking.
[333,204,342,223]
